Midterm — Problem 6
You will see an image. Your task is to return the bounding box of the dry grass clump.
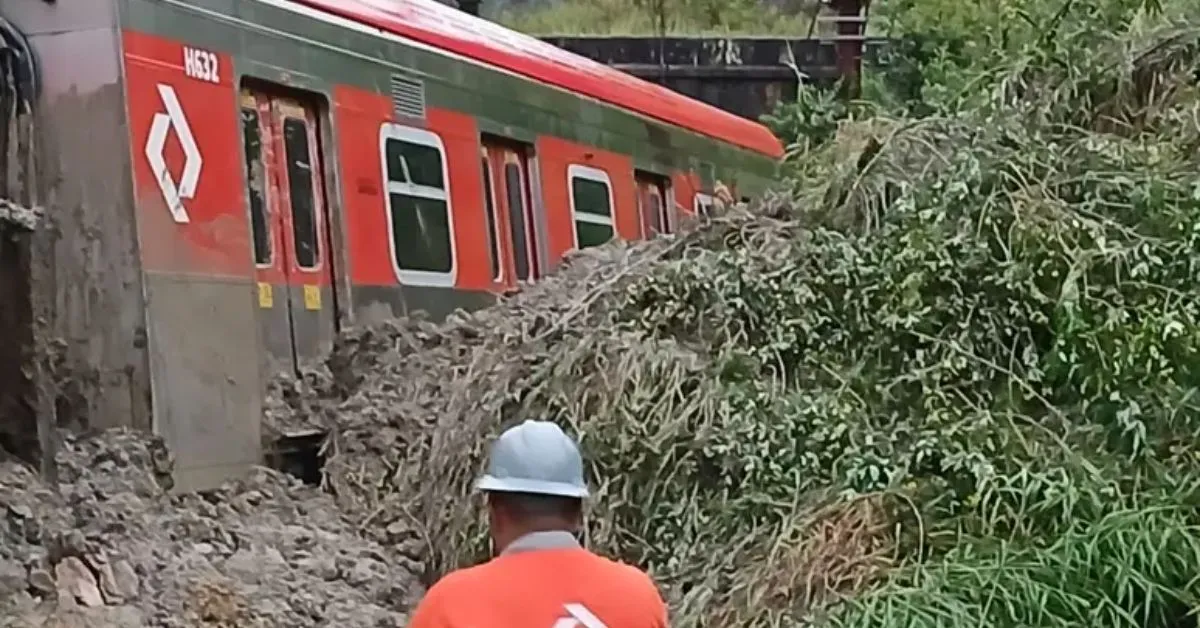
[697,496,894,627]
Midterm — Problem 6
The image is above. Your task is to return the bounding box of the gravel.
[0,429,424,627]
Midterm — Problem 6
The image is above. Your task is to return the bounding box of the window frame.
[567,164,615,250]
[480,152,504,284]
[648,187,665,234]
[239,102,273,269]
[503,156,537,282]
[664,184,679,232]
[379,123,457,287]
[524,153,548,276]
[634,170,675,239]
[280,114,323,272]
[694,192,715,217]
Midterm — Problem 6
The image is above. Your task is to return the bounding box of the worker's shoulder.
[421,562,491,600]
[587,552,662,595]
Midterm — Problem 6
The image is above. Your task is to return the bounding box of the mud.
[261,368,336,441]
[0,199,39,231]
[0,429,423,627]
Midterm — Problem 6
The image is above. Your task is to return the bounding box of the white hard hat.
[475,420,589,498]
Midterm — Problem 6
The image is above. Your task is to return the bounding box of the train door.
[240,88,337,374]
[481,139,541,288]
[635,171,672,238]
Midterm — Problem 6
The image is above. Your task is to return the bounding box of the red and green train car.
[2,0,782,488]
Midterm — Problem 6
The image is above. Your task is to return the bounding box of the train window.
[388,141,444,189]
[567,165,614,250]
[636,189,657,238]
[380,123,456,286]
[694,193,715,218]
[240,107,271,266]
[637,175,671,238]
[504,162,533,281]
[481,156,502,282]
[649,192,665,234]
[283,117,320,269]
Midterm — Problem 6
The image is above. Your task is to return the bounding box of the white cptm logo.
[552,603,608,628]
[144,83,203,224]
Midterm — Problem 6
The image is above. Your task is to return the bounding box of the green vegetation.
[761,0,1200,625]
[494,0,821,36]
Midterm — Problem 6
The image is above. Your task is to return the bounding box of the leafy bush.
[761,82,853,154]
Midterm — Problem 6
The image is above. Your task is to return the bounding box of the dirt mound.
[0,429,422,627]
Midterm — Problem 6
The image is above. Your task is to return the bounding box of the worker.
[407,420,669,628]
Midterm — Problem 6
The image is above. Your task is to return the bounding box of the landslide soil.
[0,429,423,627]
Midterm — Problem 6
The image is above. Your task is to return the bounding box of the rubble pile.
[261,368,335,440]
[0,429,422,627]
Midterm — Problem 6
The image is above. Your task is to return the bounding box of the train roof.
[289,0,786,159]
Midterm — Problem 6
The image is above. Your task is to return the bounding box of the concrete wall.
[0,0,152,435]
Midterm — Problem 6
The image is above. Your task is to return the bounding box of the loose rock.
[54,557,103,608]
[0,430,422,626]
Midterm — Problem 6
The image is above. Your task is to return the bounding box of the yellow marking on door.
[303,284,321,310]
[257,282,273,308]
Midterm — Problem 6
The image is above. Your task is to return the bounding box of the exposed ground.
[0,430,423,627]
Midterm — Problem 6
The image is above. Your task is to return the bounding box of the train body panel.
[290,0,784,158]
[1,0,782,489]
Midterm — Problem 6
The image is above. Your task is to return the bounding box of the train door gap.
[481,135,540,290]
[239,80,339,377]
[266,429,326,486]
[313,109,344,334]
[635,170,673,238]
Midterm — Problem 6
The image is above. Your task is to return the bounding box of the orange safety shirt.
[408,530,668,628]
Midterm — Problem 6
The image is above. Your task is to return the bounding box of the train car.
[0,0,783,489]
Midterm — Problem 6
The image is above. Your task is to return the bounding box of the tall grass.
[831,500,1200,626]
